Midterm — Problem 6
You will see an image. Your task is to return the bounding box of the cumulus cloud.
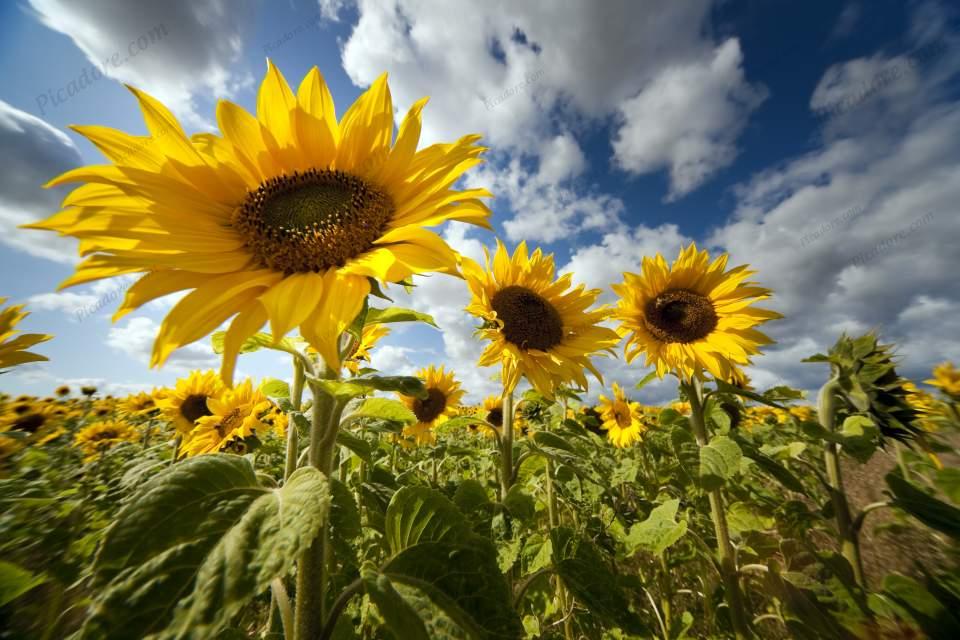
[0,100,81,263]
[107,316,219,371]
[612,39,767,200]
[28,0,254,127]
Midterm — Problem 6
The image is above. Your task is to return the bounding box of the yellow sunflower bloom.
[74,420,140,461]
[119,390,159,416]
[612,244,782,381]
[157,370,225,435]
[182,379,268,456]
[345,324,390,374]
[926,361,960,398]
[0,435,24,460]
[481,395,504,428]
[597,383,645,448]
[398,365,465,445]
[0,298,51,370]
[27,61,490,385]
[463,240,620,398]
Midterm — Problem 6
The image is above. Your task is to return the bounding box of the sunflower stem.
[818,377,865,586]
[500,389,515,496]
[686,377,751,640]
[295,366,339,640]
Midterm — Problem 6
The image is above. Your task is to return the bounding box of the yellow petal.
[221,300,268,387]
[257,272,325,342]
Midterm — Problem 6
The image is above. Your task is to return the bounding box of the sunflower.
[2,402,57,434]
[55,385,71,397]
[0,435,23,460]
[903,382,940,432]
[27,62,491,385]
[463,240,620,398]
[481,395,504,428]
[0,298,51,371]
[398,365,465,446]
[612,244,782,381]
[597,383,645,448]
[74,420,140,461]
[157,370,225,435]
[119,390,159,417]
[182,379,269,456]
[345,324,389,375]
[80,386,97,397]
[926,361,960,399]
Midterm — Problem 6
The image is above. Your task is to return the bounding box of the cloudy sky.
[1,0,958,402]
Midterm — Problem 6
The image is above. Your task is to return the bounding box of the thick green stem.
[295,369,339,640]
[500,389,515,496]
[686,378,751,640]
[547,397,573,640]
[818,378,865,586]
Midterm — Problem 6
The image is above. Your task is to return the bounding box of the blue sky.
[1,0,958,403]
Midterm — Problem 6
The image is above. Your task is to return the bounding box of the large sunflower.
[398,365,465,446]
[157,370,225,435]
[463,240,620,398]
[27,62,490,384]
[612,244,781,381]
[182,379,269,457]
[597,383,645,448]
[0,298,51,370]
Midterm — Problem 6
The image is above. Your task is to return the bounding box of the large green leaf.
[699,435,742,490]
[166,467,330,637]
[83,456,329,639]
[315,375,427,401]
[0,560,46,606]
[365,306,438,328]
[551,527,649,635]
[886,472,960,539]
[625,499,688,556]
[346,397,416,425]
[882,573,960,638]
[385,486,473,554]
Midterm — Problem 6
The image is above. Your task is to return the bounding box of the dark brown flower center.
[485,407,503,427]
[14,413,46,433]
[612,402,632,428]
[643,289,718,344]
[490,285,564,351]
[413,388,448,423]
[180,394,212,424]
[235,169,395,273]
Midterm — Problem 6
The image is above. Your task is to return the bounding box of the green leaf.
[314,375,427,400]
[366,306,439,328]
[83,456,329,639]
[453,479,491,515]
[0,560,46,606]
[699,435,742,490]
[551,527,649,635]
[934,468,960,504]
[634,371,658,390]
[336,430,373,463]
[385,487,473,554]
[726,501,775,534]
[713,379,788,409]
[887,472,960,539]
[167,467,330,637]
[329,478,362,541]
[362,563,432,640]
[503,485,536,523]
[211,331,301,356]
[764,568,858,640]
[882,573,960,638]
[625,499,688,556]
[839,415,879,462]
[347,397,416,425]
[258,378,290,399]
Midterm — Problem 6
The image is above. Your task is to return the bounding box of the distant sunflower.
[0,298,51,371]
[481,395,504,428]
[2,403,57,434]
[0,435,23,460]
[74,420,139,461]
[345,324,389,375]
[613,244,782,381]
[182,379,269,456]
[597,383,645,448]
[399,365,464,445]
[926,361,960,398]
[463,240,620,398]
[55,385,71,397]
[157,370,225,435]
[119,391,158,417]
[27,61,490,385]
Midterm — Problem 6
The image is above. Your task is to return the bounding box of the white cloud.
[0,100,81,263]
[107,316,219,371]
[28,0,254,127]
[612,39,767,200]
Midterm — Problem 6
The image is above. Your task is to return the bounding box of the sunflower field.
[2,63,960,640]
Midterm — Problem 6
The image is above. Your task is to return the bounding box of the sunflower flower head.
[481,395,504,428]
[0,298,52,371]
[398,365,464,446]
[157,370,225,435]
[612,244,782,382]
[181,379,267,457]
[27,61,491,386]
[926,361,960,399]
[597,383,645,448]
[74,420,140,461]
[463,240,620,399]
[120,390,159,417]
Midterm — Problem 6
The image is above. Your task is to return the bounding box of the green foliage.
[625,498,687,555]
